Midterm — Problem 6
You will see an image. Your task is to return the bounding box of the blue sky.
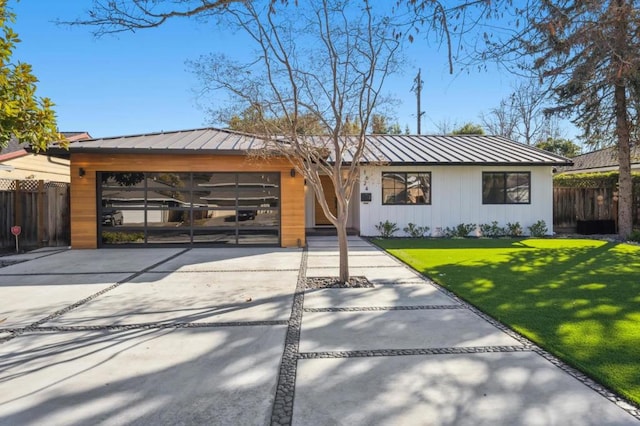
[11,1,555,139]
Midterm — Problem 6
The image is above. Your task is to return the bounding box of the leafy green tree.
[535,138,581,158]
[0,1,60,151]
[452,122,485,135]
[370,114,402,134]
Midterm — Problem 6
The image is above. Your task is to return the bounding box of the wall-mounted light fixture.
[78,167,86,177]
[290,168,296,178]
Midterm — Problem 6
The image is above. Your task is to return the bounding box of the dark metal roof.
[346,134,572,166]
[63,128,572,166]
[65,128,266,154]
[558,144,640,173]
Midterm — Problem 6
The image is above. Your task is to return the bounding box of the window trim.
[481,171,531,205]
[381,171,432,206]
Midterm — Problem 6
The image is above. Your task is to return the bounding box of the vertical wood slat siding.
[70,153,306,248]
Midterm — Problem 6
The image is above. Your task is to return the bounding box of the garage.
[59,128,305,248]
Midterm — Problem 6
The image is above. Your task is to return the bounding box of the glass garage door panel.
[98,171,280,246]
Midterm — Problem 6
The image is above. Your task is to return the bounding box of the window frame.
[381,171,432,206]
[481,171,531,205]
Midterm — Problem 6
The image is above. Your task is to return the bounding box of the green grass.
[373,237,640,405]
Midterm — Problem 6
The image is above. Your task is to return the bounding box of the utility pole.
[411,68,425,134]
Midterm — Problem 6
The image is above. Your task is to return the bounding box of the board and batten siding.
[70,153,305,248]
[358,165,554,236]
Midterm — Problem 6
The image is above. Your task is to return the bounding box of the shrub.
[403,223,430,238]
[528,220,548,237]
[102,231,144,244]
[375,220,399,238]
[506,222,523,237]
[445,223,476,238]
[629,230,640,243]
[479,221,505,238]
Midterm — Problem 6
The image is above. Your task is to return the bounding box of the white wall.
[358,165,554,236]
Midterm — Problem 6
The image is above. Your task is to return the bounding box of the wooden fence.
[553,185,640,231]
[0,179,70,250]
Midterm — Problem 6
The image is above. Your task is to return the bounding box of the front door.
[314,175,337,226]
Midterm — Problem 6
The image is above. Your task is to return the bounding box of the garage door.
[98,171,280,246]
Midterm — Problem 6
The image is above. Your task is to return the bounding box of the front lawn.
[373,237,640,405]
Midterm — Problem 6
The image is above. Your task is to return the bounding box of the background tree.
[480,98,518,139]
[0,0,60,151]
[535,137,581,157]
[370,114,403,134]
[452,122,485,135]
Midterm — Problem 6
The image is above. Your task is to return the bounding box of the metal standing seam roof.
[64,128,572,166]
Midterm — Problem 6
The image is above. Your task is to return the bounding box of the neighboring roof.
[1,131,91,161]
[558,144,640,173]
[61,128,572,166]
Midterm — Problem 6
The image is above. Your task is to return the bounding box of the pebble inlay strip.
[1,320,288,333]
[0,248,191,344]
[303,305,464,312]
[299,345,533,359]
[270,248,307,426]
[0,271,138,276]
[151,268,300,273]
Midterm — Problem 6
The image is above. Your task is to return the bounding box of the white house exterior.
[358,164,554,236]
[305,134,572,237]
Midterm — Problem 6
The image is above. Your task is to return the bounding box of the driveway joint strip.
[298,345,533,359]
[0,248,192,345]
[303,305,464,312]
[151,268,300,273]
[2,320,289,333]
[270,247,306,426]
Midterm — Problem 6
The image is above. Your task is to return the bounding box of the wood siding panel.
[70,154,305,248]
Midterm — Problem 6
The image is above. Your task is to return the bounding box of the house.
[0,132,91,183]
[558,144,640,174]
[53,128,571,248]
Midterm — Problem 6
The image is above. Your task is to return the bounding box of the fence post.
[37,180,45,247]
[13,180,22,227]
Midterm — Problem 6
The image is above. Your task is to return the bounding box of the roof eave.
[355,161,574,167]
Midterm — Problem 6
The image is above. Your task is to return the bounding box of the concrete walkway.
[0,238,638,425]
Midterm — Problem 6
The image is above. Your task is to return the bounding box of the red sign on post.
[11,225,20,253]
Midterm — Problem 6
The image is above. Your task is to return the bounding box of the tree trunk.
[336,205,350,283]
[614,0,633,240]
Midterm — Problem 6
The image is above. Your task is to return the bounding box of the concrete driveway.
[0,237,638,425]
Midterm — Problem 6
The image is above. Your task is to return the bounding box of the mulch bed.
[305,276,374,289]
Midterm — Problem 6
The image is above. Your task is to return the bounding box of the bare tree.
[70,0,503,277]
[187,1,403,282]
[480,98,518,139]
[510,80,548,145]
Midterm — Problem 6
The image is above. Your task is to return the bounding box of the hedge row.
[554,172,640,188]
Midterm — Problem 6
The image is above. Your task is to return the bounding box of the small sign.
[10,226,21,236]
